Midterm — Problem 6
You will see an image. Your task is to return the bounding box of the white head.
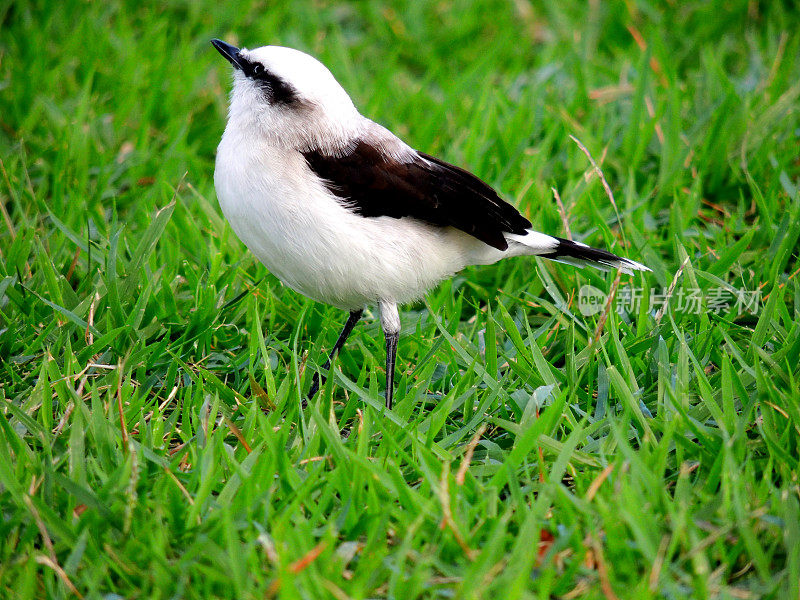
[211,40,362,152]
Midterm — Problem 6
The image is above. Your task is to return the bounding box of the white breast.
[214,131,494,309]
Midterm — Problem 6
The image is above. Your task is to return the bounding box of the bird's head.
[211,40,361,152]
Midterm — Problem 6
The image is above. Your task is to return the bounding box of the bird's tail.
[507,231,650,275]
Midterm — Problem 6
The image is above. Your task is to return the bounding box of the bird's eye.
[252,64,265,77]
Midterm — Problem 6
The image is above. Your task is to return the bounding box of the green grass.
[2,0,800,598]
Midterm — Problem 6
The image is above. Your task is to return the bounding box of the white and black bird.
[211,40,649,409]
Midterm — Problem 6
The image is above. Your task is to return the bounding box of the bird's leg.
[379,301,400,409]
[308,309,363,400]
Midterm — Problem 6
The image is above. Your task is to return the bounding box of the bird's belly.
[215,153,471,309]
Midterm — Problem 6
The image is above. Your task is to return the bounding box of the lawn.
[1,0,799,598]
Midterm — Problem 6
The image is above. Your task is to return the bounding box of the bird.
[210,39,650,410]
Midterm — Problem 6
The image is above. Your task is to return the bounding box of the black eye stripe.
[241,58,298,106]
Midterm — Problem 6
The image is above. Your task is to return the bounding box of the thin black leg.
[308,309,363,400]
[384,331,398,410]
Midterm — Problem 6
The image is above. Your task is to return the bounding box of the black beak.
[211,39,245,70]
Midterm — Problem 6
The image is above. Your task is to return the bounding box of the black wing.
[302,140,531,250]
